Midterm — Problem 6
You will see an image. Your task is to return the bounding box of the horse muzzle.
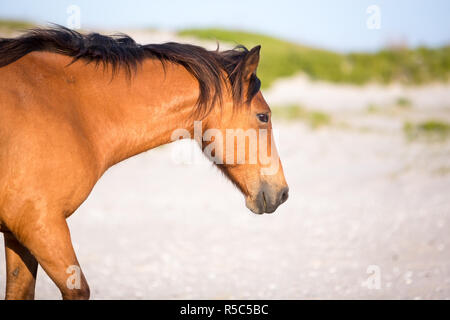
[246,184,289,214]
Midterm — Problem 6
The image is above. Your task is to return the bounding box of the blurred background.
[0,0,449,299]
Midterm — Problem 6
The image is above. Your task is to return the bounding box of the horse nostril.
[280,187,289,204]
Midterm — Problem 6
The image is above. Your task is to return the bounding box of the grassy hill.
[0,19,34,34]
[179,28,450,88]
[2,20,449,89]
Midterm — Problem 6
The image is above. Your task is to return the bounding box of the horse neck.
[73,59,201,171]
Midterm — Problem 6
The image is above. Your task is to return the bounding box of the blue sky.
[1,0,449,52]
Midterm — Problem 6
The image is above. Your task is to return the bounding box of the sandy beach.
[0,30,449,300]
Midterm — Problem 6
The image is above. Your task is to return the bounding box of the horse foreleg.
[9,215,90,300]
[4,233,38,300]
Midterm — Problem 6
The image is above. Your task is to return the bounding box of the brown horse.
[0,27,288,300]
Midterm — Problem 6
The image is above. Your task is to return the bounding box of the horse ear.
[243,45,261,81]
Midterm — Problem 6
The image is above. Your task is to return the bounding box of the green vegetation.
[366,104,380,114]
[404,120,450,141]
[366,98,413,115]
[271,105,331,128]
[0,19,34,33]
[396,97,412,108]
[179,28,450,88]
[418,120,450,133]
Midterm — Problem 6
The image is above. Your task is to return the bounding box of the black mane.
[0,26,261,117]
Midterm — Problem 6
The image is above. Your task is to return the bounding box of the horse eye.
[257,113,269,123]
